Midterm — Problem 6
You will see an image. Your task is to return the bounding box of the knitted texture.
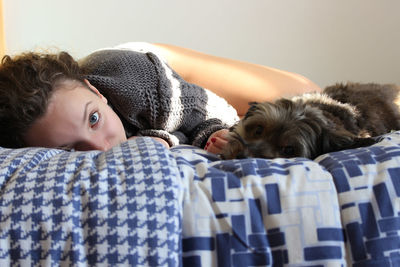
[79,49,238,147]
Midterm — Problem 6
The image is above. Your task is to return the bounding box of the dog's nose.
[236,152,248,159]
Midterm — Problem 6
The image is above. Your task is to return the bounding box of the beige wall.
[0,0,5,57]
[2,0,400,88]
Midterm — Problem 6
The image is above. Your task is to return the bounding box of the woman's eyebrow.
[83,101,93,123]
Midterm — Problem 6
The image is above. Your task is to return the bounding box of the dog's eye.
[254,125,264,135]
[281,146,295,157]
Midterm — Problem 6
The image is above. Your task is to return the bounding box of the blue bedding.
[1,131,400,266]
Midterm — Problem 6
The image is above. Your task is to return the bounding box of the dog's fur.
[222,82,400,159]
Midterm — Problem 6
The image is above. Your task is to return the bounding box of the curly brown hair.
[0,51,85,148]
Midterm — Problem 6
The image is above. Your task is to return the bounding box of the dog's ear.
[320,128,376,156]
[275,98,294,108]
[244,102,260,119]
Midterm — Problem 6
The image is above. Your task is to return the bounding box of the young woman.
[0,42,320,154]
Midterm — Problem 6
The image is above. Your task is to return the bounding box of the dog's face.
[221,100,375,160]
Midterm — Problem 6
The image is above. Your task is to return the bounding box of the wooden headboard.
[0,0,5,57]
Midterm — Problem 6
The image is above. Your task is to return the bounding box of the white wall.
[3,0,400,88]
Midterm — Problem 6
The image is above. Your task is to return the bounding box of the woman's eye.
[89,111,100,126]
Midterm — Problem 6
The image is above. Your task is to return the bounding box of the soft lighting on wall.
[0,0,5,57]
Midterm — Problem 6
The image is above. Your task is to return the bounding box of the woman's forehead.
[24,86,94,147]
[51,82,93,103]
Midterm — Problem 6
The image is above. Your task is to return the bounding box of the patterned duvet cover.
[1,132,400,266]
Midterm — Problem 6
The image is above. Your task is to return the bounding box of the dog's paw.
[220,138,248,159]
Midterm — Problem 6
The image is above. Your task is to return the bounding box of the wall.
[3,0,400,88]
[0,0,5,57]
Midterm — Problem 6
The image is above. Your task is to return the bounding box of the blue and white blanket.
[1,131,400,266]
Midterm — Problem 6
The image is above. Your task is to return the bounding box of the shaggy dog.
[221,82,400,160]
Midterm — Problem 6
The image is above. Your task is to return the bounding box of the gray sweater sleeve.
[79,49,238,147]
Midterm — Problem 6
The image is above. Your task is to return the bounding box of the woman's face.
[24,80,127,151]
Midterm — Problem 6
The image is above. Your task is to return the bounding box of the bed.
[1,129,400,266]
[1,41,400,266]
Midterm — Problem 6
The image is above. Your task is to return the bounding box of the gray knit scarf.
[79,49,238,147]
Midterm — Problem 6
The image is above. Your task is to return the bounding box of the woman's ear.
[84,79,108,104]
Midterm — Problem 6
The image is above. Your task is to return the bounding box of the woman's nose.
[92,141,111,151]
[75,138,111,151]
